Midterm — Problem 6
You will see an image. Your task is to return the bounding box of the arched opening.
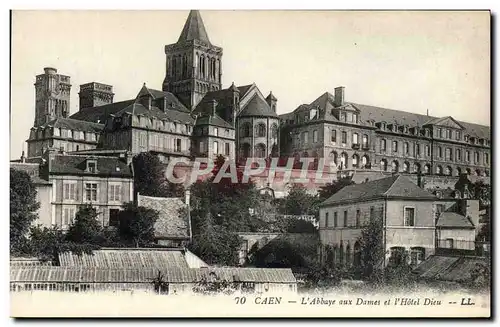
[389,246,406,266]
[255,143,266,158]
[436,165,443,175]
[330,151,338,165]
[340,153,348,170]
[352,154,359,168]
[456,167,462,176]
[413,162,421,173]
[466,168,472,175]
[361,155,370,168]
[445,166,452,176]
[391,160,399,173]
[424,164,431,175]
[475,169,482,176]
[403,161,410,173]
[380,159,388,171]
[410,247,425,266]
[256,123,266,137]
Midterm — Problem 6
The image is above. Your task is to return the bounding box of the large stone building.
[22,10,489,196]
[318,174,482,269]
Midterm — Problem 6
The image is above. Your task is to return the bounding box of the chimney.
[185,189,191,206]
[211,99,218,116]
[20,151,26,163]
[334,86,345,107]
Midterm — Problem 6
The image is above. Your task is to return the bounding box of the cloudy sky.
[10,10,490,160]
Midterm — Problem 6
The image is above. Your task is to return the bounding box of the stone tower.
[162,10,223,110]
[33,67,71,127]
[78,82,114,110]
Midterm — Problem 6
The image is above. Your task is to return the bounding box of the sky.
[10,10,490,160]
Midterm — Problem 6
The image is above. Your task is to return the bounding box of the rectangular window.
[446,148,452,161]
[85,183,98,202]
[355,209,360,228]
[225,143,230,156]
[341,131,347,144]
[392,141,398,152]
[313,130,318,143]
[446,238,454,249]
[87,161,97,173]
[213,141,219,155]
[484,153,489,165]
[404,207,415,227]
[176,139,182,152]
[447,129,452,139]
[63,207,76,226]
[199,141,205,153]
[343,210,348,227]
[474,152,479,163]
[109,184,121,202]
[425,145,430,156]
[404,142,409,155]
[331,129,337,143]
[213,127,218,137]
[416,144,421,156]
[466,151,470,162]
[325,212,329,228]
[352,133,359,144]
[381,139,386,151]
[362,134,368,147]
[303,132,309,144]
[63,183,77,201]
[333,212,338,227]
[455,131,461,141]
[456,150,461,161]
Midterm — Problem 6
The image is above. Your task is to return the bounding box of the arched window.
[199,55,205,77]
[413,162,421,173]
[271,123,278,138]
[456,167,462,176]
[392,160,399,173]
[466,168,471,175]
[380,159,388,171]
[256,123,266,137]
[474,152,480,163]
[352,154,359,168]
[445,166,452,176]
[436,165,443,175]
[352,133,359,145]
[330,151,338,164]
[403,142,409,155]
[446,148,452,161]
[403,161,410,172]
[240,123,251,137]
[424,164,431,174]
[361,155,369,167]
[213,141,218,155]
[255,143,266,158]
[392,140,398,153]
[456,149,461,161]
[475,169,482,177]
[466,151,471,162]
[340,153,348,169]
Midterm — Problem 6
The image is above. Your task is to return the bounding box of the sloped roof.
[58,248,191,269]
[177,10,211,45]
[136,85,190,113]
[10,162,51,185]
[413,255,489,283]
[137,195,191,240]
[10,266,297,284]
[34,117,104,133]
[114,102,194,124]
[321,174,437,206]
[195,113,233,129]
[237,84,253,97]
[70,99,135,123]
[239,94,278,118]
[437,212,475,228]
[48,154,133,177]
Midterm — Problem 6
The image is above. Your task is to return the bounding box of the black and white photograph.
[7,7,492,318]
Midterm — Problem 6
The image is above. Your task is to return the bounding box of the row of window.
[63,182,120,203]
[379,139,489,165]
[135,117,192,135]
[35,128,98,142]
[323,207,415,228]
[435,127,490,146]
[240,123,279,138]
[199,140,231,156]
[139,133,184,153]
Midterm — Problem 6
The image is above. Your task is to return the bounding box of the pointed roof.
[239,94,279,118]
[178,10,211,45]
[321,175,438,206]
[266,91,277,101]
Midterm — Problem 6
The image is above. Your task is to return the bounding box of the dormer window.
[53,128,60,137]
[404,126,409,134]
[86,160,97,173]
[464,135,469,142]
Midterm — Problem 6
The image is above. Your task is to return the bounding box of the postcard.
[9,9,491,318]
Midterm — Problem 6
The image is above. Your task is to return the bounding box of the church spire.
[178,10,211,45]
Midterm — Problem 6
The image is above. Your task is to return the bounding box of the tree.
[10,168,40,255]
[473,181,490,208]
[318,177,355,201]
[192,271,238,296]
[150,270,169,294]
[278,183,320,218]
[66,204,102,244]
[132,152,184,198]
[117,202,159,247]
[358,218,384,282]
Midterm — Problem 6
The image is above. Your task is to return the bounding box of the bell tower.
[162,10,223,110]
